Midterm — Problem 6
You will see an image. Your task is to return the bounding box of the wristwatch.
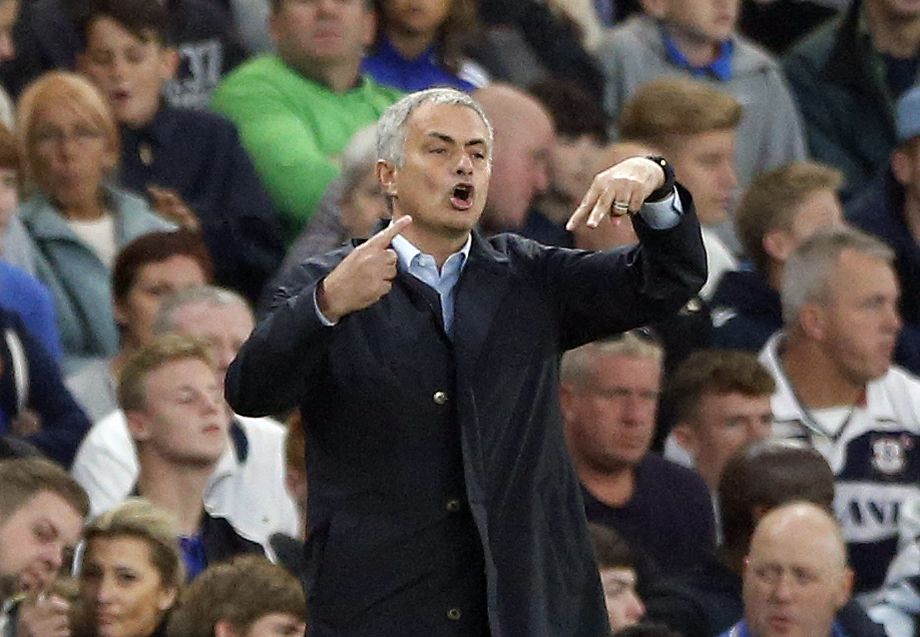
[645,156,675,202]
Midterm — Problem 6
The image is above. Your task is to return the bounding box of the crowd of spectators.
[0,0,919,635]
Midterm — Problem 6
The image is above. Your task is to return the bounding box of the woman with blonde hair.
[76,498,183,637]
[16,71,173,371]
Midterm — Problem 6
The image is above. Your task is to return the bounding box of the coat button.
[447,608,462,621]
[433,391,448,405]
[445,499,462,512]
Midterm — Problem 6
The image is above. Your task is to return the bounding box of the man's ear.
[113,299,128,327]
[559,383,576,424]
[799,302,827,342]
[157,586,177,612]
[125,411,152,442]
[361,5,377,49]
[835,567,855,609]
[376,159,398,197]
[214,619,239,637]
[762,228,794,265]
[671,423,698,456]
[892,148,912,187]
[159,46,180,82]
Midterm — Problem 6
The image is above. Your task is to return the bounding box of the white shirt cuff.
[313,285,337,327]
[638,188,682,229]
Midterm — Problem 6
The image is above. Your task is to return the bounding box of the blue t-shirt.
[0,259,62,361]
[362,37,476,93]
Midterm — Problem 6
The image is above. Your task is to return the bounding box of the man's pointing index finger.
[368,215,413,247]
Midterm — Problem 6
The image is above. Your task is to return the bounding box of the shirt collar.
[376,34,438,65]
[662,26,734,81]
[391,230,472,274]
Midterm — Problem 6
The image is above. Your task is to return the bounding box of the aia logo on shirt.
[870,435,913,475]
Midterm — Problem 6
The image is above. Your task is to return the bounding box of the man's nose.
[620,395,648,426]
[455,153,473,176]
[625,591,645,621]
[769,573,795,603]
[315,0,340,15]
[42,542,64,573]
[0,33,15,63]
[747,419,772,441]
[110,55,129,81]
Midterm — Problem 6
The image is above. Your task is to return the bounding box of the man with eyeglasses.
[561,330,716,586]
[721,501,853,637]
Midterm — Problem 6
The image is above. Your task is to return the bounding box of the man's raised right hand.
[317,216,413,323]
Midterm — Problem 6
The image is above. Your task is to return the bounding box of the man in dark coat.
[782,0,920,199]
[225,88,707,636]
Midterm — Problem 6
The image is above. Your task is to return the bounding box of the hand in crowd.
[11,410,41,437]
[148,186,201,232]
[17,593,71,637]
[565,157,666,231]
[317,216,412,323]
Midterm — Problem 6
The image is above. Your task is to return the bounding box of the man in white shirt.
[758,225,920,632]
[71,286,298,545]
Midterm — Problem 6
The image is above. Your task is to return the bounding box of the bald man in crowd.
[473,83,555,237]
[722,501,853,637]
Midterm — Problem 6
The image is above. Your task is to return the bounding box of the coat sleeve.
[5,312,92,467]
[225,250,347,417]
[217,121,286,303]
[539,185,707,351]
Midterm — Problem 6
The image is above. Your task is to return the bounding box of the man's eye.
[89,52,113,65]
[117,572,138,584]
[32,524,56,542]
[126,50,147,64]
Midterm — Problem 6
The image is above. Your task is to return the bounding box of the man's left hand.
[565,156,666,231]
[17,593,71,637]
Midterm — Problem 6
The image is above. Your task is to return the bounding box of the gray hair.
[340,125,379,195]
[560,330,664,387]
[376,88,494,166]
[781,226,895,326]
[152,285,252,336]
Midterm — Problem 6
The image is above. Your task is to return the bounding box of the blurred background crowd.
[0,0,920,635]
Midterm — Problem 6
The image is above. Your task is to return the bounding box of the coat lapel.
[452,231,511,374]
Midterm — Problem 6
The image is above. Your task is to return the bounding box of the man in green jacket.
[211,0,402,243]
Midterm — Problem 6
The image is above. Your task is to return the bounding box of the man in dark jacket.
[77,0,284,304]
[0,307,91,466]
[226,88,706,636]
[847,83,920,374]
[710,161,844,352]
[783,0,920,198]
